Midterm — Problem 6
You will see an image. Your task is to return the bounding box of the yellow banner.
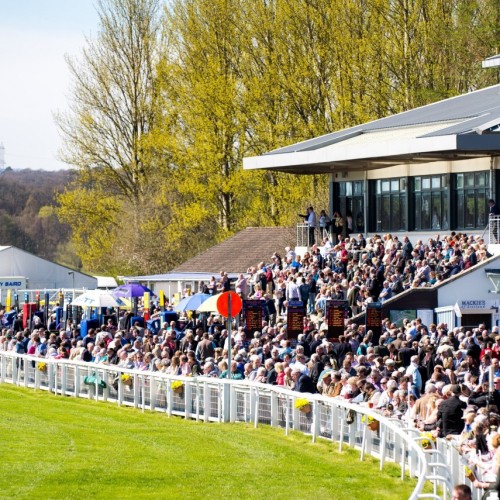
[5,289,12,311]
[159,290,165,307]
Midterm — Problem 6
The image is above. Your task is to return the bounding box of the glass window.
[457,192,464,228]
[392,196,401,230]
[415,195,422,230]
[413,175,446,231]
[476,172,486,187]
[414,177,421,191]
[372,177,407,231]
[421,193,431,228]
[431,195,441,229]
[465,192,475,227]
[465,173,474,188]
[442,193,449,230]
[477,195,486,227]
[376,196,382,232]
[400,195,407,230]
[336,181,365,233]
[455,171,489,230]
[381,196,390,230]
[352,197,364,232]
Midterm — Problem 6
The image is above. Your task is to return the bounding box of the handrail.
[0,351,446,498]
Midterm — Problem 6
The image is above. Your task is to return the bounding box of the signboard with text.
[244,299,263,333]
[0,277,27,291]
[365,302,383,345]
[287,300,304,340]
[327,300,348,341]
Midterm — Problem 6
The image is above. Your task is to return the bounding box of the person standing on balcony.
[489,199,500,242]
[299,206,317,246]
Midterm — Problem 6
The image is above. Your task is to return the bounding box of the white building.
[0,246,97,297]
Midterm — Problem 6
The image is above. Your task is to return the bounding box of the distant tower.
[0,143,5,170]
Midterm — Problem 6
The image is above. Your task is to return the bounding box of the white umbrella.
[71,290,125,308]
[197,293,223,313]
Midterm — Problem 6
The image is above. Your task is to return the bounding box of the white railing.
[0,352,451,499]
[488,215,500,246]
[297,223,310,247]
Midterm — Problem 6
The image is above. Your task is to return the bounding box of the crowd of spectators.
[238,230,492,319]
[0,228,498,495]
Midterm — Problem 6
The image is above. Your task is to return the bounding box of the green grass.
[0,384,417,500]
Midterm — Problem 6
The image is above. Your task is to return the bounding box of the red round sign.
[216,291,243,317]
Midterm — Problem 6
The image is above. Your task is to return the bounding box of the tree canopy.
[56,0,500,276]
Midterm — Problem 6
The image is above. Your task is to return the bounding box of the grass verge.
[0,384,418,499]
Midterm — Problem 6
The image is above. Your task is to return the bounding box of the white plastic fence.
[0,352,455,499]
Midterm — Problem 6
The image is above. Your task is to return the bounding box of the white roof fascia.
[243,135,458,170]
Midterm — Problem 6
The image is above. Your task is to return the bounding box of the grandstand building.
[244,84,500,240]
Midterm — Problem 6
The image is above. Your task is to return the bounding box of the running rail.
[0,352,452,499]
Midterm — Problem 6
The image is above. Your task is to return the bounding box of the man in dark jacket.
[437,384,466,437]
[331,335,352,367]
[292,368,316,393]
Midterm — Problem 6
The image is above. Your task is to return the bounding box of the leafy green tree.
[56,0,166,274]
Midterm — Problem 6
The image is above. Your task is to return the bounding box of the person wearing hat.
[318,370,334,396]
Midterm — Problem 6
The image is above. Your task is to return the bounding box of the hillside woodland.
[0,168,80,269]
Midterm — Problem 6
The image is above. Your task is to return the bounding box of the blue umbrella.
[112,283,155,298]
[174,293,212,312]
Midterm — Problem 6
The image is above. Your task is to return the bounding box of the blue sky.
[0,1,100,170]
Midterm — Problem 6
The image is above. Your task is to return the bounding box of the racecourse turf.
[0,384,417,499]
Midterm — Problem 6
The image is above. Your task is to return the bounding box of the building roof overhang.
[244,134,500,174]
[243,84,500,174]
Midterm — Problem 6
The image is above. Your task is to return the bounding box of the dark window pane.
[456,174,464,189]
[477,193,486,228]
[415,177,421,191]
[442,192,449,230]
[392,196,400,230]
[442,175,449,188]
[431,195,441,229]
[401,177,407,192]
[457,193,464,228]
[339,183,346,196]
[353,182,363,195]
[414,194,422,230]
[400,195,407,230]
[381,196,390,231]
[476,172,486,187]
[465,192,475,227]
[376,196,382,232]
[353,197,364,232]
[421,193,431,229]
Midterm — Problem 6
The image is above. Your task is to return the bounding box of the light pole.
[68,272,75,300]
